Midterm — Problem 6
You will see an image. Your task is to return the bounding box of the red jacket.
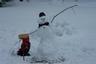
[20,38,30,51]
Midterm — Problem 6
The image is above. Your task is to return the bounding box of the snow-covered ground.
[0,0,96,64]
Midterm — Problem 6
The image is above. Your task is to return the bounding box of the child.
[17,34,31,56]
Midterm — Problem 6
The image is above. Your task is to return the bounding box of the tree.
[20,0,23,2]
[0,0,6,7]
[0,0,12,7]
[5,0,12,2]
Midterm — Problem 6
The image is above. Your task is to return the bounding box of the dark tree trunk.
[20,0,23,2]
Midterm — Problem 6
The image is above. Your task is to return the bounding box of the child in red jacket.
[17,34,30,56]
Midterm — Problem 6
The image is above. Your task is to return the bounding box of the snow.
[0,0,96,64]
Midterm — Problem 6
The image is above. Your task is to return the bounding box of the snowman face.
[40,16,46,22]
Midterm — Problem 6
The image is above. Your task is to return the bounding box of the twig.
[51,5,78,23]
[28,29,38,35]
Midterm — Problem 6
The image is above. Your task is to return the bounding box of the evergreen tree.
[0,0,6,7]
[0,0,12,7]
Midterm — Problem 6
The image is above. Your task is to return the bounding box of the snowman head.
[39,12,46,21]
[39,12,46,17]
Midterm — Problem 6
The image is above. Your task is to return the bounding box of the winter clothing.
[39,22,49,28]
[17,34,31,56]
[39,12,46,17]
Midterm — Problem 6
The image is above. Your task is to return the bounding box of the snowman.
[30,12,65,61]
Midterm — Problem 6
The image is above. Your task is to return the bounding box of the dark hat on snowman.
[39,12,46,17]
